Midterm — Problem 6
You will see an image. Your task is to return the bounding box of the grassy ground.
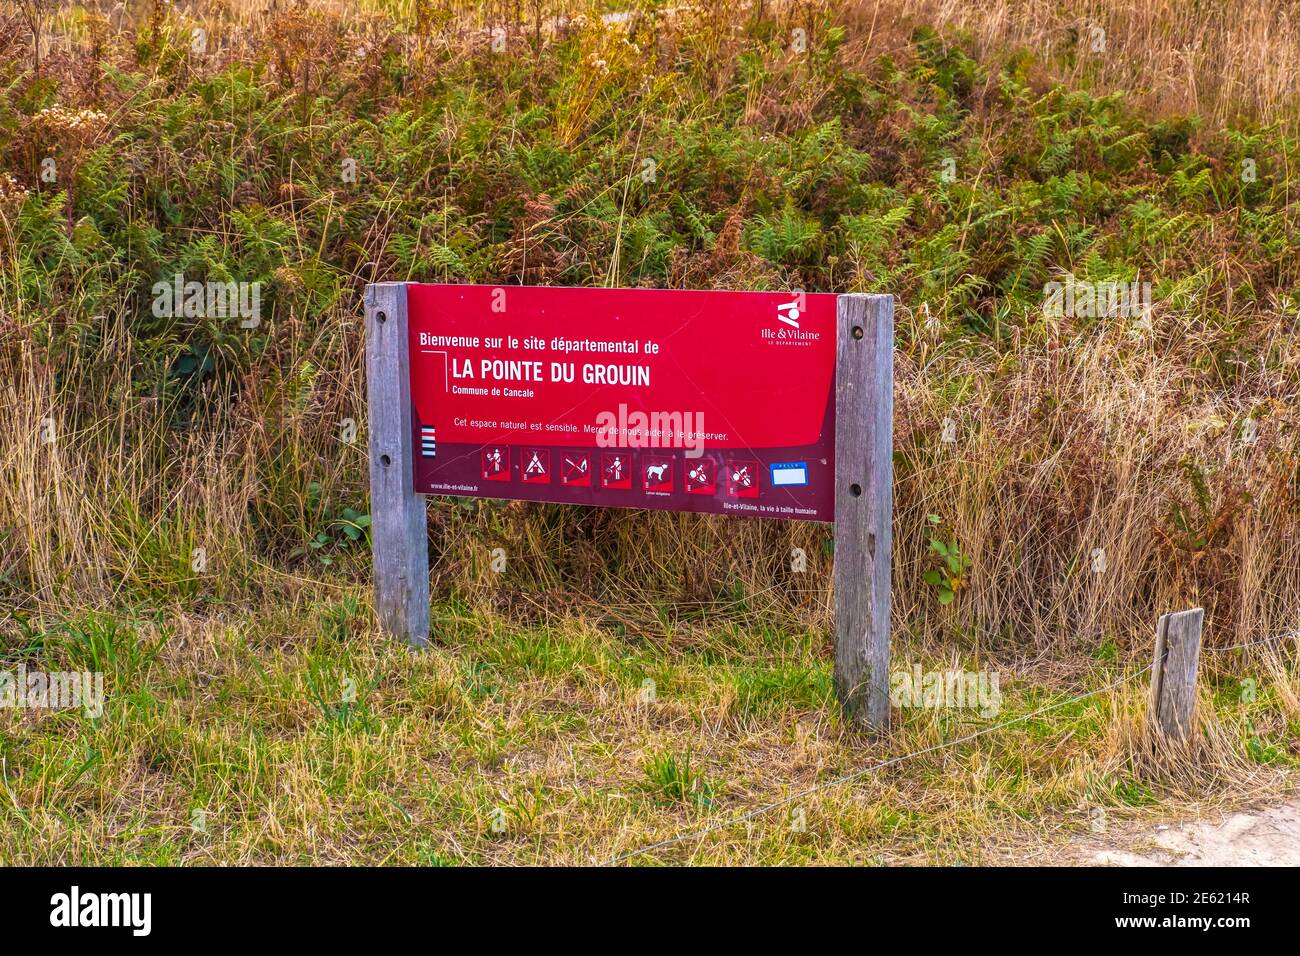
[2,0,1299,864]
[1,585,1293,864]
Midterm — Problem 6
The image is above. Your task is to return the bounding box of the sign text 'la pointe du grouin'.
[405,284,837,521]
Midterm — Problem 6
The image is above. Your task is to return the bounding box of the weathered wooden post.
[833,293,894,732]
[364,282,430,646]
[1149,607,1204,742]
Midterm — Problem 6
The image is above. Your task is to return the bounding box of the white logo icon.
[777,298,801,329]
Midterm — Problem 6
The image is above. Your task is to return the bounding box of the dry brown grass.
[1,0,1298,864]
[847,0,1300,133]
[39,0,1300,134]
[892,308,1300,655]
[3,0,1297,695]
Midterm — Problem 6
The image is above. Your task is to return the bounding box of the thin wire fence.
[605,628,1298,865]
[606,661,1155,865]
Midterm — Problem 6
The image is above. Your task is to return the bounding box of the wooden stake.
[364,282,430,647]
[1149,607,1204,742]
[833,293,895,731]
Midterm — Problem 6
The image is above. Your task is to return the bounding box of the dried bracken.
[0,171,30,209]
[0,0,1297,867]
[32,104,109,137]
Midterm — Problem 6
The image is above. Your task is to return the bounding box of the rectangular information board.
[405,284,837,521]
[365,283,893,730]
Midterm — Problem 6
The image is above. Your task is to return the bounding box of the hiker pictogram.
[601,453,632,490]
[482,446,510,481]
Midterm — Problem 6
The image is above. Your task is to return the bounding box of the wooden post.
[364,282,430,647]
[833,293,894,731]
[1149,607,1204,742]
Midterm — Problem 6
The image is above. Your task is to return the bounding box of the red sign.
[406,284,836,521]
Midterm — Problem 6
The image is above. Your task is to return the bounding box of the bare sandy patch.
[1086,799,1300,867]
